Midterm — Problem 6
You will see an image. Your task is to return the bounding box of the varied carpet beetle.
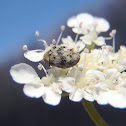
[43,45,80,68]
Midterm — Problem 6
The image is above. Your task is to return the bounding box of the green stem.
[85,43,95,52]
[62,91,69,97]
[81,99,109,126]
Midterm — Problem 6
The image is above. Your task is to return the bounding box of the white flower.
[93,68,126,109]
[67,13,94,34]
[24,49,46,62]
[10,11,126,110]
[47,67,69,77]
[62,36,85,52]
[24,40,51,62]
[10,63,62,106]
[80,32,105,46]
[93,83,109,105]
[67,13,110,34]
[108,73,126,108]
[60,67,106,102]
[94,17,110,33]
[116,46,126,66]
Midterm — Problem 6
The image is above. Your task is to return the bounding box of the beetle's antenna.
[56,25,65,45]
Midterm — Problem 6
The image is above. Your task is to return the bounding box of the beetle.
[43,45,80,68]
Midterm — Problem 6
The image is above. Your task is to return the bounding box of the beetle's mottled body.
[43,45,80,68]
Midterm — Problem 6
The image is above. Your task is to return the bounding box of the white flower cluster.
[67,13,110,46]
[10,13,126,108]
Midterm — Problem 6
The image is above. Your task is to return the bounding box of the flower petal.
[80,35,92,45]
[42,87,61,106]
[93,83,109,105]
[107,91,126,108]
[77,13,94,26]
[94,36,106,46]
[69,89,83,102]
[61,77,75,93]
[95,17,110,33]
[72,27,83,34]
[67,16,78,27]
[23,84,45,98]
[24,49,45,62]
[51,83,62,94]
[83,91,94,102]
[62,36,74,44]
[75,41,85,52]
[105,68,120,79]
[10,63,40,84]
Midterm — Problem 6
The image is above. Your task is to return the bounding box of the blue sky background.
[0,0,117,65]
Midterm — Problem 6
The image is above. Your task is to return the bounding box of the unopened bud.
[102,45,107,50]
[61,25,65,31]
[23,45,28,50]
[102,45,113,51]
[109,29,116,37]
[84,48,89,53]
[52,39,56,44]
[37,63,43,70]
[35,31,40,37]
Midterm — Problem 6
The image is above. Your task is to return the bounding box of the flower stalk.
[81,99,109,126]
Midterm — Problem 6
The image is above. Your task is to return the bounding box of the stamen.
[56,25,65,45]
[74,68,78,79]
[37,63,43,70]
[110,29,116,53]
[74,33,79,43]
[23,45,28,51]
[83,48,89,53]
[101,45,107,50]
[101,45,113,51]
[104,30,116,41]
[61,25,65,31]
[109,29,116,37]
[74,22,82,43]
[83,51,88,75]
[52,39,56,45]
[37,63,48,75]
[104,37,112,40]
[37,39,48,48]
[35,31,40,37]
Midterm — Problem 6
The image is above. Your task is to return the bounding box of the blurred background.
[0,0,126,126]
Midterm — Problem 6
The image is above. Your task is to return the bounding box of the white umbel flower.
[80,32,105,46]
[67,13,110,34]
[62,36,85,52]
[60,67,106,102]
[94,17,110,33]
[24,40,51,62]
[93,68,126,109]
[67,13,94,34]
[10,63,62,106]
